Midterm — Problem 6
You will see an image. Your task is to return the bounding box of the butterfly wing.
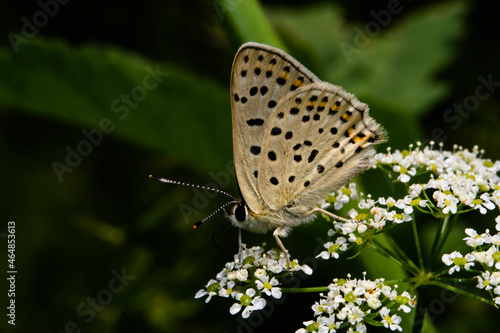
[260,82,387,215]
[230,42,320,215]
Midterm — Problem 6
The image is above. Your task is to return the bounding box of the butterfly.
[151,42,386,270]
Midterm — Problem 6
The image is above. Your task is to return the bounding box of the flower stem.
[281,286,329,293]
[431,279,496,306]
[371,234,420,274]
[410,211,425,269]
[427,209,462,272]
[425,215,448,272]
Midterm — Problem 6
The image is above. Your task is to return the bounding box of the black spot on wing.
[308,150,318,163]
[268,151,277,161]
[271,127,282,136]
[247,118,264,126]
[250,146,261,155]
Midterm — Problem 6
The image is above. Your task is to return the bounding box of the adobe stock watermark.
[339,0,409,64]
[6,0,71,54]
[429,74,500,144]
[177,160,235,224]
[50,267,135,333]
[51,65,169,182]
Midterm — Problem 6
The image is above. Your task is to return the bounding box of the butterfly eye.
[234,203,247,222]
[224,202,247,223]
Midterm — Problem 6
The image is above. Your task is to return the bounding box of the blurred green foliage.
[0,0,499,332]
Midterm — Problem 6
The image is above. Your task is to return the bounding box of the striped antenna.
[149,175,236,199]
[193,200,239,229]
[149,175,238,229]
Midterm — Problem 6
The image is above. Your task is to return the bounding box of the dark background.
[1,0,499,332]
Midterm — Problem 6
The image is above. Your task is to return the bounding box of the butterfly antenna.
[149,175,236,199]
[192,200,239,229]
[149,175,238,229]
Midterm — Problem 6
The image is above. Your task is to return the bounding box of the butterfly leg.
[304,207,353,223]
[273,227,293,275]
[238,228,243,263]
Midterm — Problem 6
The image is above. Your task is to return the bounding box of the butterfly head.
[224,200,248,227]
[224,199,282,234]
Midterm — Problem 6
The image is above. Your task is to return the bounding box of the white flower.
[346,208,360,220]
[339,221,358,234]
[476,271,493,291]
[218,280,235,298]
[366,292,382,309]
[296,321,314,333]
[194,279,220,303]
[474,193,496,214]
[334,192,350,210]
[229,288,266,318]
[408,183,423,197]
[490,233,500,246]
[357,223,368,234]
[469,247,496,267]
[296,263,314,275]
[301,275,414,332]
[358,196,376,209]
[380,307,402,331]
[464,228,485,247]
[395,198,414,215]
[255,274,282,299]
[393,165,416,183]
[433,191,459,214]
[442,251,468,274]
[317,237,348,260]
[345,304,366,325]
[490,271,500,286]
[317,315,338,332]
[379,197,396,207]
[353,322,367,333]
[398,291,414,313]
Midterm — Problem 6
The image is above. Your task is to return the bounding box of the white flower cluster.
[296,274,415,333]
[194,143,500,328]
[443,225,500,305]
[319,143,500,261]
[318,183,416,261]
[195,245,312,318]
[373,143,500,214]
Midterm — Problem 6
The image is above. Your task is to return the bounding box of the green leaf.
[0,38,232,174]
[214,0,285,49]
[271,2,467,116]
